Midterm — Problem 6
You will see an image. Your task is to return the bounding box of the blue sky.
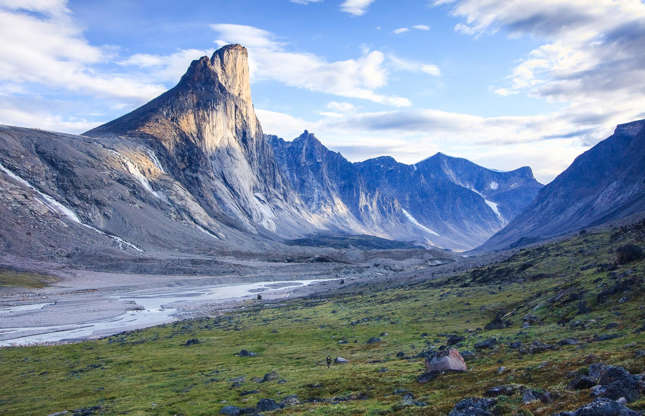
[1,0,645,182]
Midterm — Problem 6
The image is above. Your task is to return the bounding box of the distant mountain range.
[480,119,645,251]
[0,43,642,263]
[271,131,541,250]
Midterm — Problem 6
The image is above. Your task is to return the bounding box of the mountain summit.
[86,45,304,236]
[86,44,259,153]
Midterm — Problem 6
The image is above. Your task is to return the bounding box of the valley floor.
[0,223,643,415]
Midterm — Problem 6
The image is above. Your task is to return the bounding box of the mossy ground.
[0,269,57,288]
[0,225,643,415]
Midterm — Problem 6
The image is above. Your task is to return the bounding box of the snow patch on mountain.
[123,159,164,200]
[402,209,440,236]
[0,160,143,252]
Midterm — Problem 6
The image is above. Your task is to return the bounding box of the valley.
[0,220,642,415]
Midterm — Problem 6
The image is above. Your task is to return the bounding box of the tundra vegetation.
[0,221,643,415]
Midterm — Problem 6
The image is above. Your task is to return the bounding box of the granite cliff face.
[271,131,543,250]
[480,119,645,251]
[86,44,302,235]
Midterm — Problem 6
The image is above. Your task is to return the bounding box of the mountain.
[0,45,314,269]
[86,44,307,236]
[270,131,542,250]
[480,119,645,251]
[0,43,544,265]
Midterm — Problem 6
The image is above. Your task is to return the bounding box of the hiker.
[326,355,332,368]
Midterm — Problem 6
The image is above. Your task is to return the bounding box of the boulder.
[425,349,467,372]
[447,335,465,345]
[484,385,518,397]
[256,398,281,411]
[280,395,300,407]
[238,349,256,357]
[335,357,349,364]
[484,315,510,330]
[595,366,641,402]
[475,338,498,350]
[219,406,241,416]
[555,398,640,416]
[448,397,496,416]
[616,244,644,264]
[417,371,441,384]
[260,371,280,383]
[569,375,597,390]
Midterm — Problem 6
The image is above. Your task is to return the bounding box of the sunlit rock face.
[86,44,307,237]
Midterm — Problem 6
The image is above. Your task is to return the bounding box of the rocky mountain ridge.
[4,42,624,265]
[271,131,542,250]
[481,119,645,251]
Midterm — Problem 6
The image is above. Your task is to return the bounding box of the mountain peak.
[85,43,258,143]
[180,44,251,102]
[295,130,317,141]
[615,118,645,137]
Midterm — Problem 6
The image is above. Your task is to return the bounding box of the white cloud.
[0,0,68,15]
[327,101,356,113]
[256,109,314,140]
[340,0,375,16]
[211,23,411,107]
[0,1,165,101]
[327,101,356,112]
[388,55,441,77]
[118,48,213,83]
[393,25,430,34]
[438,0,645,148]
[0,103,96,132]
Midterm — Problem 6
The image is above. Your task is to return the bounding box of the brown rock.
[425,349,467,372]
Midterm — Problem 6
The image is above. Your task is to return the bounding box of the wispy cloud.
[437,0,645,148]
[0,1,164,101]
[388,55,441,76]
[211,23,411,107]
[340,0,375,16]
[393,24,431,34]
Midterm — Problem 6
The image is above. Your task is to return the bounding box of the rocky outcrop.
[481,119,645,251]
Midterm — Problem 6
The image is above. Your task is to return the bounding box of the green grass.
[0,269,58,288]
[0,224,643,415]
